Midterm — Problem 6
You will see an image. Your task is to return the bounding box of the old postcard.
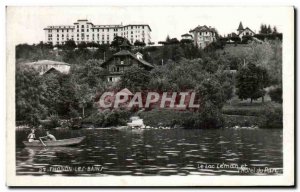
[6,6,294,186]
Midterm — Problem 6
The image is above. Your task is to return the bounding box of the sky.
[7,6,287,45]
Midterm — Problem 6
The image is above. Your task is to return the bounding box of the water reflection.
[16,128,283,176]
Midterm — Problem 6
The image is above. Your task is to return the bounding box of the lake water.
[16,128,283,176]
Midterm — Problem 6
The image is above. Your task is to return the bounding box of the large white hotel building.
[43,19,152,45]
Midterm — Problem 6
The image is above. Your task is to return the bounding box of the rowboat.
[23,136,86,147]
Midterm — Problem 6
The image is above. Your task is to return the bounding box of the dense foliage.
[15,33,282,128]
[269,87,282,103]
[236,63,269,103]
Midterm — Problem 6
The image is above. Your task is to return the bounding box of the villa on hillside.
[188,25,217,49]
[228,22,256,40]
[101,41,154,83]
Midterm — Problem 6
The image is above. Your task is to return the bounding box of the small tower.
[237,21,244,34]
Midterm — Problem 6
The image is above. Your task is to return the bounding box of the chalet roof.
[101,50,154,68]
[237,22,244,31]
[189,25,217,33]
[181,33,193,37]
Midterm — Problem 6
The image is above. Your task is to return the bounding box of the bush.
[223,115,260,127]
[140,107,224,129]
[193,102,224,129]
[41,114,61,129]
[83,109,131,127]
[269,87,282,103]
[140,109,194,127]
[258,104,283,128]
[103,110,131,127]
[222,107,265,116]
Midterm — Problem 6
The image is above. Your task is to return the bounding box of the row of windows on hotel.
[49,33,145,41]
[49,33,145,38]
[48,36,145,44]
[48,39,134,45]
[75,24,145,30]
[47,26,146,33]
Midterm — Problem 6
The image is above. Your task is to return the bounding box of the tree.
[110,36,131,50]
[74,83,93,118]
[236,63,270,103]
[63,40,77,50]
[269,87,282,103]
[267,25,272,34]
[77,42,87,49]
[273,26,278,34]
[16,67,48,124]
[180,39,193,44]
[166,35,171,43]
[169,38,180,45]
[171,46,184,61]
[73,59,108,87]
[260,24,268,34]
[120,65,151,91]
[134,40,146,47]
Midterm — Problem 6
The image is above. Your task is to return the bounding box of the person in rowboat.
[40,131,57,141]
[27,129,38,142]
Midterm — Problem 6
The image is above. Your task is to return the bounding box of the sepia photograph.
[6,6,294,186]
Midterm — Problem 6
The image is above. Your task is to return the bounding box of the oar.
[39,137,47,147]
